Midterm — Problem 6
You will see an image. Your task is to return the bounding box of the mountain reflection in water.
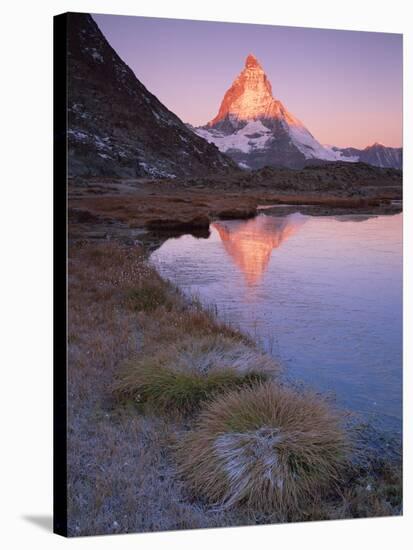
[151,213,402,433]
[213,213,307,284]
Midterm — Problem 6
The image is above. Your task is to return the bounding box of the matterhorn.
[195,54,354,169]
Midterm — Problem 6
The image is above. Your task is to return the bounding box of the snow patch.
[84,47,104,63]
[68,129,88,141]
[196,120,272,154]
[324,145,359,162]
[139,162,176,179]
[93,135,112,151]
[287,125,359,162]
[288,125,336,161]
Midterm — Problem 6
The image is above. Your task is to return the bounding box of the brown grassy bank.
[67,241,402,536]
[69,186,399,233]
[68,161,402,246]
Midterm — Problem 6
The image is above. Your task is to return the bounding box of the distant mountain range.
[67,15,402,178]
[328,143,402,170]
[67,13,236,178]
[195,54,402,170]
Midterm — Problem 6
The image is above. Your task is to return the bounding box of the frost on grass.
[177,382,350,513]
[68,242,401,534]
[214,427,286,508]
[114,335,279,412]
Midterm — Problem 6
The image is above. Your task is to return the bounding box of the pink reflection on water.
[212,213,308,285]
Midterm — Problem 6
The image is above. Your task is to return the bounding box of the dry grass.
[177,382,350,515]
[68,170,400,240]
[113,335,277,412]
[336,461,402,518]
[67,241,260,535]
[67,240,402,536]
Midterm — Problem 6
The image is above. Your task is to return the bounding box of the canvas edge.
[53,12,68,538]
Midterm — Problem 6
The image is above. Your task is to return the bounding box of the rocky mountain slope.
[195,54,402,170]
[331,143,402,169]
[67,13,236,178]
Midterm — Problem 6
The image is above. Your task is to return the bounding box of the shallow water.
[151,212,402,434]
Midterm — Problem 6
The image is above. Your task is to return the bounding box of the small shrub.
[176,382,349,514]
[113,335,277,412]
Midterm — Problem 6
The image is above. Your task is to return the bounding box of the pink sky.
[93,14,402,148]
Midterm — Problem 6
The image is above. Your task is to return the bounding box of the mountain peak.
[197,54,403,171]
[245,53,261,69]
[198,54,352,168]
[207,54,301,128]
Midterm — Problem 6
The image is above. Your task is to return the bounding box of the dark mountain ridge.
[67,13,237,178]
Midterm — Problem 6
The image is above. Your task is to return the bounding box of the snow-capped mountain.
[330,143,402,170]
[195,54,401,170]
[67,14,236,178]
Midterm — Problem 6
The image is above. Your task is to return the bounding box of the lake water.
[151,212,402,434]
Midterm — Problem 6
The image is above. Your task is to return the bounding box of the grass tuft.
[113,335,277,412]
[176,382,350,514]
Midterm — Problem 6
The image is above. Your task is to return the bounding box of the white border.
[0,0,410,548]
